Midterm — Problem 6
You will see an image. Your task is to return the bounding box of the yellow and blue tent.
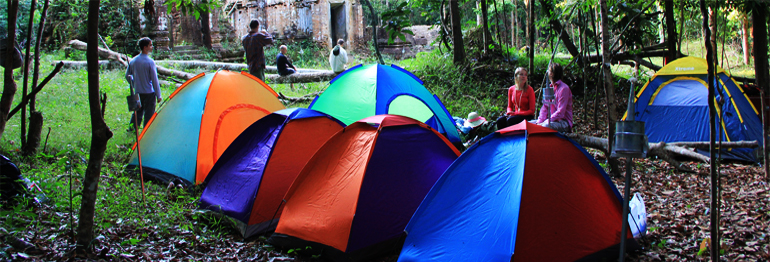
[624,57,761,161]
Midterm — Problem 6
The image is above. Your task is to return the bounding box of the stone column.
[210,8,224,52]
[153,0,171,51]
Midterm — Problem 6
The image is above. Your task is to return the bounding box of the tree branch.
[8,62,64,119]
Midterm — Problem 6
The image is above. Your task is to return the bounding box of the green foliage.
[0,0,42,43]
[46,0,142,55]
[381,2,414,44]
[164,0,220,20]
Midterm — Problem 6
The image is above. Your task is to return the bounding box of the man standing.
[276,45,297,76]
[329,39,348,73]
[242,19,274,81]
[126,37,162,131]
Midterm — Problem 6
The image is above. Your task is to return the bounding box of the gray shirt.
[125,53,162,99]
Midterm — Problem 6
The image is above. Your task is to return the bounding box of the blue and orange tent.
[269,115,460,261]
[308,64,461,144]
[128,71,285,186]
[200,108,345,238]
[624,56,761,161]
[399,122,635,262]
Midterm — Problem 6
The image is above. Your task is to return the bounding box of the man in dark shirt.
[276,45,297,76]
[242,19,273,81]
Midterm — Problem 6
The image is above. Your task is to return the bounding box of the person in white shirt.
[329,39,348,73]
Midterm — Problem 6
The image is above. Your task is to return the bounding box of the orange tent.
[128,70,285,185]
[269,115,460,260]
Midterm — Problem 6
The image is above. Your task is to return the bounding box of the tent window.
[388,95,434,123]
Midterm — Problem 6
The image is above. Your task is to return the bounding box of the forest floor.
[0,48,767,261]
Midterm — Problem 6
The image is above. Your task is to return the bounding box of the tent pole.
[129,76,146,203]
[618,157,632,262]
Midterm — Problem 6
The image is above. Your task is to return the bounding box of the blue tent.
[399,122,635,262]
[309,64,461,143]
[625,57,762,162]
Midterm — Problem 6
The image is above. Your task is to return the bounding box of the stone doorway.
[330,1,347,46]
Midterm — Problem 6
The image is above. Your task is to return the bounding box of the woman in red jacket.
[496,67,536,130]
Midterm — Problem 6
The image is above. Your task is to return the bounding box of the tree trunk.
[742,16,750,65]
[20,0,37,150]
[1,0,20,140]
[599,0,620,176]
[664,0,677,64]
[480,0,492,54]
[700,0,719,260]
[75,0,114,253]
[25,0,51,155]
[200,0,212,49]
[527,0,534,76]
[450,0,465,63]
[752,3,770,180]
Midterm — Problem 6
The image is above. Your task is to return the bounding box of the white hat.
[464,112,487,128]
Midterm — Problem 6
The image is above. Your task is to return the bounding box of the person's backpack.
[0,155,28,204]
[0,155,47,206]
[333,45,340,56]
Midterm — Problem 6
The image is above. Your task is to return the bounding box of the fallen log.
[66,39,129,67]
[278,90,323,103]
[65,40,196,80]
[155,60,329,74]
[65,40,339,84]
[563,133,758,172]
[265,71,337,84]
[54,60,123,70]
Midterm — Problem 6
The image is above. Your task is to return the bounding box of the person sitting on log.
[533,63,573,133]
[497,67,536,130]
[277,45,297,76]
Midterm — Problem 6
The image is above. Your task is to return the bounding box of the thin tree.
[1,0,20,140]
[25,0,52,155]
[20,0,37,150]
[752,2,770,179]
[599,0,620,176]
[527,0,534,76]
[361,0,385,64]
[699,0,719,260]
[75,0,114,253]
[664,0,677,64]
[200,0,212,49]
[480,0,492,54]
[450,0,465,63]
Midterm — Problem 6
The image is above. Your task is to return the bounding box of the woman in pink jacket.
[496,67,537,130]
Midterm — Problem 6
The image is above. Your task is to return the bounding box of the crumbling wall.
[224,0,365,51]
[265,0,318,41]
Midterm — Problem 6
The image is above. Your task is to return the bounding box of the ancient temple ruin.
[223,0,366,50]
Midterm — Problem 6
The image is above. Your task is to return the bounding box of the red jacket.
[506,85,536,117]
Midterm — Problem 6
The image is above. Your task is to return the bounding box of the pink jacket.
[537,80,573,127]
